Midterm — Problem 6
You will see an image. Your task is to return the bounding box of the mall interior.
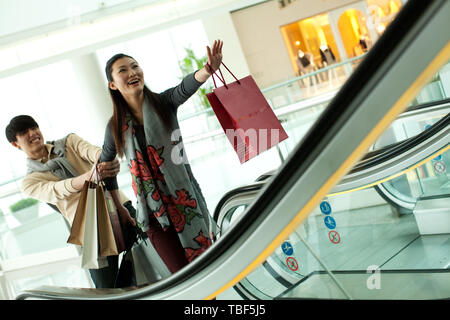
[0,0,449,300]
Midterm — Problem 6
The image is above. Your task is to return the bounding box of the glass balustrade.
[217,146,450,300]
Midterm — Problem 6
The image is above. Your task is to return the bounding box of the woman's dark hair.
[105,53,170,157]
[5,115,39,143]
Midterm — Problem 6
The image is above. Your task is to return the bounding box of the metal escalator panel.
[214,118,449,299]
[17,0,450,300]
[232,147,450,300]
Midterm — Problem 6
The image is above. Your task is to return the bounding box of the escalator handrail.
[357,100,449,163]
[213,181,265,222]
[16,0,449,300]
[405,97,450,113]
[349,112,449,173]
[215,110,449,224]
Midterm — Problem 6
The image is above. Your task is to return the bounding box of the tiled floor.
[218,203,450,300]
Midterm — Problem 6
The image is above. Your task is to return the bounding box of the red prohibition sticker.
[328,230,341,244]
[433,161,446,174]
[286,257,299,271]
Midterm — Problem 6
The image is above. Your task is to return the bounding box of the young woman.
[98,40,223,273]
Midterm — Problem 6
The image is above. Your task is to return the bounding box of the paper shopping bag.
[96,185,119,257]
[104,189,126,254]
[131,238,171,286]
[81,183,99,269]
[206,62,288,163]
[67,180,90,245]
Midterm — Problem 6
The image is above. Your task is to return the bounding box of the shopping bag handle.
[207,62,241,89]
[87,163,101,185]
[208,63,227,89]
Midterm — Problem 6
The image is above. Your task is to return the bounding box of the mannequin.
[359,35,371,52]
[297,49,311,68]
[296,48,319,91]
[319,44,336,66]
[319,43,337,86]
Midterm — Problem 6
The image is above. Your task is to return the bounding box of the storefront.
[281,0,403,77]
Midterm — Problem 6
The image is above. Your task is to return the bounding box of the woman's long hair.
[105,54,170,157]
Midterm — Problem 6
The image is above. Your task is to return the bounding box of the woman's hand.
[206,39,223,74]
[117,204,136,227]
[194,39,223,83]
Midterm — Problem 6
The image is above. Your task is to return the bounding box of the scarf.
[26,134,79,179]
[123,97,217,262]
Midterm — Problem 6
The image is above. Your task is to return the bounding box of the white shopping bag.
[81,187,99,269]
[131,238,171,285]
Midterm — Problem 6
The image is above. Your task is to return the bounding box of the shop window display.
[337,9,372,58]
[281,13,340,78]
[366,0,402,35]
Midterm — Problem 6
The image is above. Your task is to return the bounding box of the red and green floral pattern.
[128,142,211,263]
[185,231,212,262]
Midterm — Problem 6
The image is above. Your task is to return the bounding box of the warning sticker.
[328,230,341,244]
[433,161,446,174]
[281,241,294,256]
[324,216,336,230]
[286,257,299,271]
[320,201,332,215]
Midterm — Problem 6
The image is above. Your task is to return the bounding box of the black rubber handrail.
[406,97,450,112]
[358,98,449,163]
[349,112,449,173]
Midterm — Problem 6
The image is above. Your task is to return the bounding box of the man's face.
[11,126,45,159]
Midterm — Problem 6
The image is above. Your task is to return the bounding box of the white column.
[70,53,112,146]
[201,12,250,84]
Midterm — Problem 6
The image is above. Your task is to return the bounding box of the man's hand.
[96,158,121,180]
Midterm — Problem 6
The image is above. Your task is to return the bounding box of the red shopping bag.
[206,63,288,163]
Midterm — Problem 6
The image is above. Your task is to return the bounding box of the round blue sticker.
[324,216,336,230]
[320,201,332,215]
[281,241,294,256]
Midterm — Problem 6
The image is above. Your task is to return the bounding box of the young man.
[5,115,135,288]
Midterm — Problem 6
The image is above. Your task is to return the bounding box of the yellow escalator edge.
[205,41,450,300]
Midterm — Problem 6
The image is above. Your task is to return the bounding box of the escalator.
[214,110,449,299]
[16,0,450,300]
[215,102,450,231]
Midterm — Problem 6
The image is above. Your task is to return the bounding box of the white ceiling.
[0,0,267,78]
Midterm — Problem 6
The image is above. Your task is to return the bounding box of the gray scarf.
[26,134,79,179]
[122,98,216,262]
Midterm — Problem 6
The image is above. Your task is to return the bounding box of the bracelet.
[205,63,214,75]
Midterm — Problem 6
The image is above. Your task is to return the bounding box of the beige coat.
[21,133,128,225]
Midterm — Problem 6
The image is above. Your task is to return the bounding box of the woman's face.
[109,57,144,96]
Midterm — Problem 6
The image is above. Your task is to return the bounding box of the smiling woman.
[97,40,224,275]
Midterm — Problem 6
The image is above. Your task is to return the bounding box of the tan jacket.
[21,133,128,225]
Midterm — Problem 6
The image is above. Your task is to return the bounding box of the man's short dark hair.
[5,115,39,143]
